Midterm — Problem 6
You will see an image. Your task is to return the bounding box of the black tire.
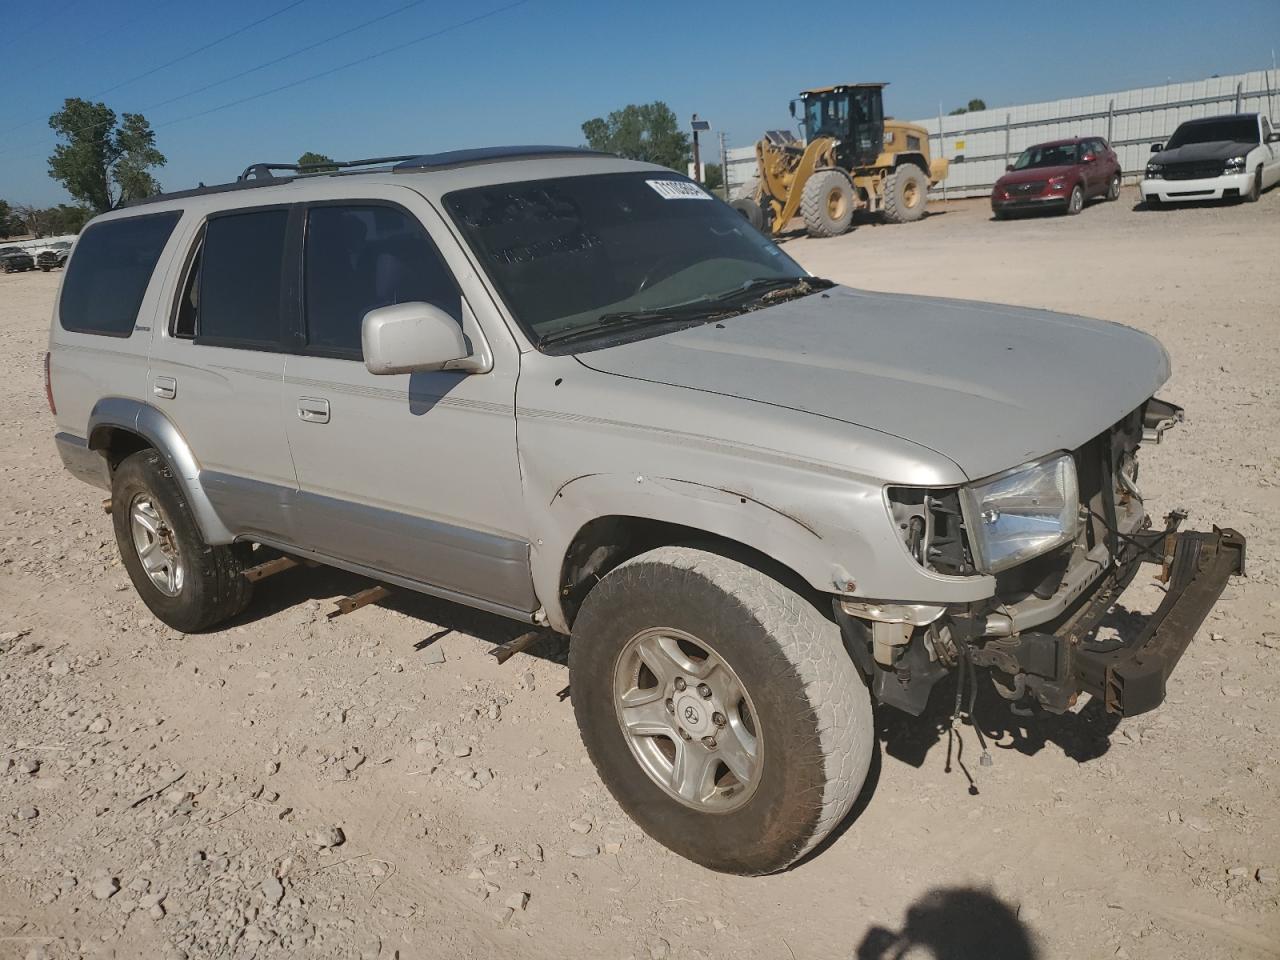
[1245,167,1262,203]
[570,546,873,875]
[729,197,765,231]
[111,449,253,632]
[1065,184,1084,215]
[800,169,855,237]
[1106,174,1121,201]
[882,164,929,223]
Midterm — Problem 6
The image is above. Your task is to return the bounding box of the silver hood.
[577,285,1170,480]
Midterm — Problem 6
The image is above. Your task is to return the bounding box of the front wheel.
[1065,184,1085,215]
[1245,167,1262,203]
[569,546,873,874]
[800,169,855,237]
[112,449,253,632]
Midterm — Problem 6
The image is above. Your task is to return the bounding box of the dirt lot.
[1,186,1278,960]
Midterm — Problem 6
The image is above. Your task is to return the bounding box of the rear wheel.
[570,546,873,875]
[882,164,929,223]
[1065,184,1085,215]
[112,449,253,632]
[800,169,855,237]
[1106,174,1121,201]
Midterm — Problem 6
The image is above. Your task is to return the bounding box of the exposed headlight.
[1145,163,1163,179]
[1224,156,1247,173]
[961,454,1079,573]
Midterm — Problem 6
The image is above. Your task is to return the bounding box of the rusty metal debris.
[489,629,545,665]
[327,585,390,619]
[242,556,301,583]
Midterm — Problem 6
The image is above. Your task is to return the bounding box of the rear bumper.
[55,432,110,490]
[1140,172,1251,202]
[967,518,1246,717]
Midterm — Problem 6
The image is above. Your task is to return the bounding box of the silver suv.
[48,146,1244,874]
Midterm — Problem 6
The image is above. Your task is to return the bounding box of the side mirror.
[1081,153,1096,163]
[1150,143,1164,153]
[1005,164,1014,172]
[362,302,469,376]
[1267,132,1280,143]
[788,100,796,118]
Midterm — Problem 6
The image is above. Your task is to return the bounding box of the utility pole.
[718,131,729,200]
[691,114,710,183]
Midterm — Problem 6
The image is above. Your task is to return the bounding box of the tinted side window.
[59,211,181,337]
[198,209,289,347]
[304,205,462,357]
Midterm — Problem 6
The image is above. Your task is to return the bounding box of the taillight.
[44,352,56,415]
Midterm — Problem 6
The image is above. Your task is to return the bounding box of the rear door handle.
[297,397,330,424]
[153,376,177,400]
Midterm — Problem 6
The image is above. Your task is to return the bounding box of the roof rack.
[391,145,612,171]
[123,145,617,209]
[237,155,419,182]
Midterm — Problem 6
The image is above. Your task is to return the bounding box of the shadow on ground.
[856,887,1038,960]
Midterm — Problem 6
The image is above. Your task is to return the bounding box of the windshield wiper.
[537,306,719,348]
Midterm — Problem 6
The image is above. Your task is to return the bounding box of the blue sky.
[2,0,1278,206]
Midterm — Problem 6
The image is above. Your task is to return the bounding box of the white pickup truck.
[1141,112,1280,205]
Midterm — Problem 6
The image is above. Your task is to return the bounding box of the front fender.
[88,397,235,543]
[532,471,863,633]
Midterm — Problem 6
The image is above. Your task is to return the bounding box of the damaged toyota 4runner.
[47,147,1244,875]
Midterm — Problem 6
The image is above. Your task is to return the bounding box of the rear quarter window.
[59,211,182,337]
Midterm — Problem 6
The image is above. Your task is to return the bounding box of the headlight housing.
[1047,176,1067,190]
[1145,163,1163,179]
[961,454,1079,573]
[1224,156,1247,174]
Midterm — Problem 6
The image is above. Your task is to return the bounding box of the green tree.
[47,98,166,212]
[701,162,724,193]
[0,200,18,239]
[581,101,690,171]
[298,151,337,172]
[948,98,988,116]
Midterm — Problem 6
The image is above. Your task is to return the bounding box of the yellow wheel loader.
[731,83,949,238]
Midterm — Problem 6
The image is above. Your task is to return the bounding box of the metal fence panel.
[724,69,1278,200]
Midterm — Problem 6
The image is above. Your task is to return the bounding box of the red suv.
[991,137,1122,218]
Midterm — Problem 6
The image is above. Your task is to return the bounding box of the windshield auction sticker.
[647,180,713,200]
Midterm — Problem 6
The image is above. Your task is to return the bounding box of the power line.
[0,0,311,141]
[0,0,532,164]
[154,0,532,131]
[0,0,88,56]
[147,0,434,113]
[99,0,312,97]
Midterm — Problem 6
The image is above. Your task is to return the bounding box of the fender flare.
[535,473,850,633]
[87,396,235,543]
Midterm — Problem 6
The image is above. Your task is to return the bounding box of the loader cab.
[795,83,886,169]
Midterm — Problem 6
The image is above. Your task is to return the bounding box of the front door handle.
[153,376,177,400]
[297,397,330,424]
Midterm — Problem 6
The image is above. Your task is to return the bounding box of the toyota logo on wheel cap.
[683,704,700,724]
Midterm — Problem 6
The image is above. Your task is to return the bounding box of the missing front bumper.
[968,521,1246,716]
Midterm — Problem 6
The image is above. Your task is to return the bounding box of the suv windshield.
[1012,143,1080,170]
[444,172,810,348]
[1167,117,1259,147]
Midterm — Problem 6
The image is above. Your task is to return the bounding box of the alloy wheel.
[129,495,184,597]
[612,627,762,812]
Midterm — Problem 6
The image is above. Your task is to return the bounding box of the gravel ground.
[1,185,1278,960]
